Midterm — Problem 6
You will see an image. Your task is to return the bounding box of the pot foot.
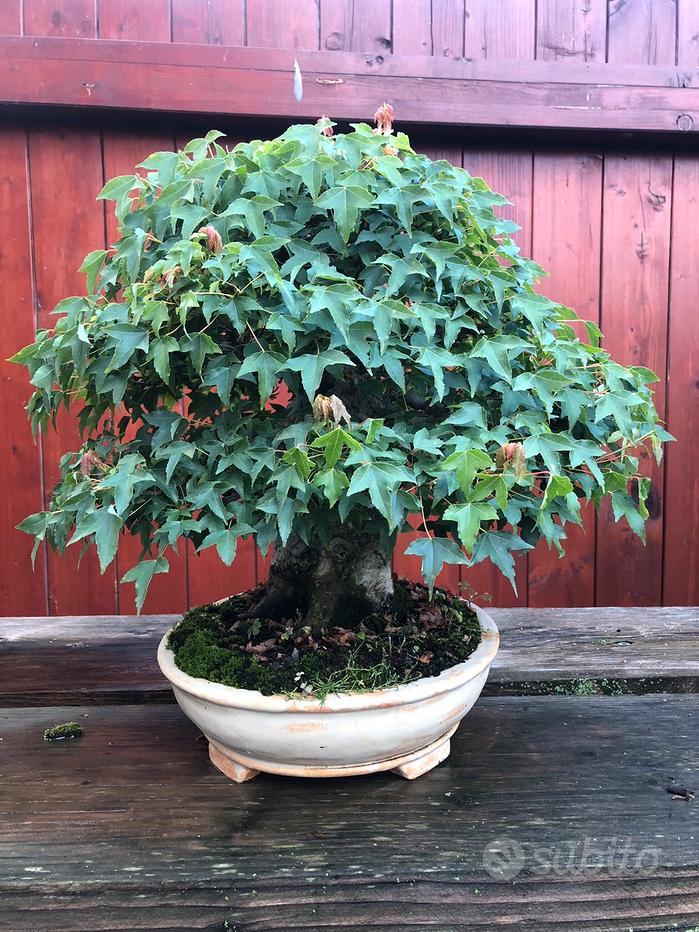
[209,741,260,783]
[391,736,451,780]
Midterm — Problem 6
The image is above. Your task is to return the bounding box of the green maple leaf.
[404,536,468,592]
[315,185,374,242]
[469,530,532,592]
[443,502,498,553]
[237,350,286,404]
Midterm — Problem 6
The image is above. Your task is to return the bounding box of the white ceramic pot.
[157,604,499,781]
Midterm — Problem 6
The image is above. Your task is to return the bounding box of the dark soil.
[168,577,482,699]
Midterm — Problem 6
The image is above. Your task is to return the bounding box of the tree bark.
[247,529,394,634]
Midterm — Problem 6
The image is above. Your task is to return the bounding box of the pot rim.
[157,601,499,714]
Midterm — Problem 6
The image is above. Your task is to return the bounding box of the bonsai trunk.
[248,529,394,634]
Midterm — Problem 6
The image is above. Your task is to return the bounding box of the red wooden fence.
[1,0,697,615]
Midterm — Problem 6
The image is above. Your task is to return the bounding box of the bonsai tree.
[14,108,669,625]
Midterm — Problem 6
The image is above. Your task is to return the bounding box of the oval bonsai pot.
[157,603,499,782]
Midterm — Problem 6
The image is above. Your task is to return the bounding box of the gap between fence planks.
[1,607,697,706]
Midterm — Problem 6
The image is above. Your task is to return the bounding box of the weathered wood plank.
[27,126,116,616]
[1,607,697,705]
[0,697,696,929]
[98,0,188,618]
[97,0,171,42]
[596,154,672,606]
[3,36,699,134]
[22,0,96,37]
[461,146,534,607]
[536,0,606,63]
[245,0,319,51]
[320,0,392,55]
[463,0,536,60]
[664,155,699,605]
[0,127,48,617]
[528,152,603,607]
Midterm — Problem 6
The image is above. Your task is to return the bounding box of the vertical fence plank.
[526,5,607,607]
[607,0,677,64]
[390,0,430,54]
[101,132,189,614]
[168,9,257,607]
[529,153,602,607]
[464,0,535,59]
[171,0,207,43]
[460,148,533,606]
[678,0,699,66]
[595,0,675,606]
[536,0,606,62]
[390,0,462,593]
[0,128,48,615]
[596,156,671,606]
[24,0,116,615]
[99,7,186,614]
[459,0,535,606]
[0,2,21,32]
[431,0,466,58]
[241,0,319,591]
[28,127,117,614]
[392,0,465,59]
[23,0,95,36]
[208,0,244,46]
[98,0,171,40]
[320,0,391,53]
[663,155,699,604]
[246,0,319,50]
[663,0,699,605]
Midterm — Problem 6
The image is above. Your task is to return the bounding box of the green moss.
[44,721,84,741]
[168,579,482,699]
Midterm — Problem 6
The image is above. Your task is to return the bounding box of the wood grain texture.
[170,0,208,43]
[464,0,536,60]
[321,0,392,54]
[460,147,533,607]
[663,154,699,605]
[678,0,699,67]
[602,0,675,609]
[245,0,319,50]
[596,154,672,606]
[0,0,21,33]
[27,127,117,616]
[98,0,171,41]
[3,606,697,706]
[391,6,463,594]
[608,0,677,66]
[207,0,244,47]
[23,0,96,37]
[392,0,465,58]
[459,0,535,608]
[536,0,606,63]
[0,128,48,616]
[528,152,603,608]
[173,0,245,47]
[0,696,697,930]
[99,124,189,615]
[431,0,466,58]
[5,37,699,133]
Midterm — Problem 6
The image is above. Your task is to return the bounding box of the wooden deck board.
[0,696,697,928]
[1,607,697,705]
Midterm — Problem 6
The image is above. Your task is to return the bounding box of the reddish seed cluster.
[198,225,223,254]
[373,101,394,135]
